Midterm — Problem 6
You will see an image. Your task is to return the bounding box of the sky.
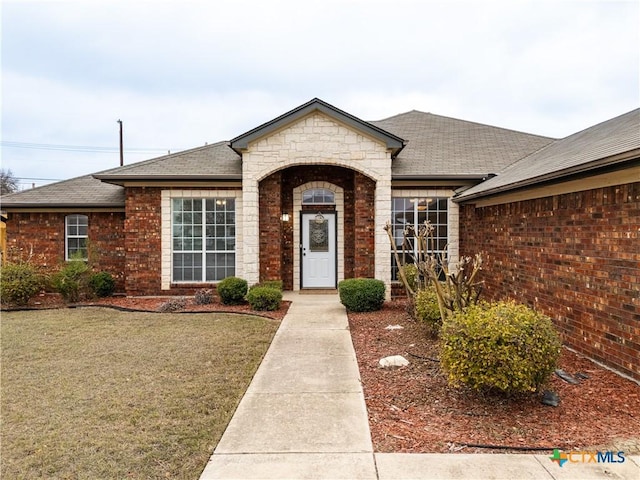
[1,0,639,190]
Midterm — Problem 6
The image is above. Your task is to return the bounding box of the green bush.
[338,278,385,312]
[414,285,442,331]
[217,276,248,305]
[51,261,91,303]
[88,271,115,297]
[256,280,283,291]
[0,262,44,306]
[246,286,283,311]
[440,301,561,395]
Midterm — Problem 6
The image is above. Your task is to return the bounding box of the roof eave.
[93,174,243,186]
[3,203,125,210]
[454,149,640,203]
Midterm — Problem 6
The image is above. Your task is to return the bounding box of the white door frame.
[300,210,337,289]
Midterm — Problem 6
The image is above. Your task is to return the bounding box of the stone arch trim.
[293,181,344,291]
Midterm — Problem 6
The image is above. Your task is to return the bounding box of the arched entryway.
[258,165,376,290]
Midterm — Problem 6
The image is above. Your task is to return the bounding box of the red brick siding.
[459,182,640,381]
[5,211,126,291]
[124,187,162,296]
[259,172,284,284]
[353,172,376,278]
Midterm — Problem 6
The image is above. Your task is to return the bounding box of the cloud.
[2,0,638,187]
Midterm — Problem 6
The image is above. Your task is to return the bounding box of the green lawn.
[1,307,279,479]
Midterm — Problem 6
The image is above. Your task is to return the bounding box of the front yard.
[1,308,279,479]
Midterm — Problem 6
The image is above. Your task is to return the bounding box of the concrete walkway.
[199,293,640,480]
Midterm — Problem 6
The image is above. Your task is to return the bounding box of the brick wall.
[459,182,640,381]
[6,211,126,291]
[124,187,162,295]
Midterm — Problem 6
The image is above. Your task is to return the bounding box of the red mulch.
[2,292,290,321]
[348,301,640,454]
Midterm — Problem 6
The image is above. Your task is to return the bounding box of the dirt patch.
[348,301,640,454]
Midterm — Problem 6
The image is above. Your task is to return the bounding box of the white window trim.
[161,190,243,290]
[391,189,459,275]
[65,214,89,261]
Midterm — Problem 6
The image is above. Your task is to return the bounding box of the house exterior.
[2,98,638,380]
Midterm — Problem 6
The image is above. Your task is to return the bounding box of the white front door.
[301,212,336,288]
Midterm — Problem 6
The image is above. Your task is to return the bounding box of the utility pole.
[117,119,124,166]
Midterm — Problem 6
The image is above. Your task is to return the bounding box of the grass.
[1,307,279,479]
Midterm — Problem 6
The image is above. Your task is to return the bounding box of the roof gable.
[230,98,405,154]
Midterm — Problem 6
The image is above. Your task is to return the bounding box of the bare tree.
[1,169,19,195]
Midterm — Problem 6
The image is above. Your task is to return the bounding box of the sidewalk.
[199,293,640,480]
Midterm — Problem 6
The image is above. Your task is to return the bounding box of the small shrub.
[51,261,91,303]
[338,278,385,312]
[88,271,115,298]
[217,276,248,305]
[414,285,442,332]
[158,297,186,312]
[194,288,214,305]
[246,286,283,311]
[256,280,283,291]
[0,262,43,306]
[440,301,562,395]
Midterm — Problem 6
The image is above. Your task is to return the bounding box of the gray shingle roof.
[0,174,124,208]
[95,141,241,182]
[456,108,640,201]
[4,103,634,209]
[372,111,555,178]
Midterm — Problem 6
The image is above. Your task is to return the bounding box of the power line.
[1,141,169,154]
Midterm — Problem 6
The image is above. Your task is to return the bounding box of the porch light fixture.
[314,212,325,224]
[281,212,290,222]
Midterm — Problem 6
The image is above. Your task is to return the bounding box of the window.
[391,197,448,280]
[302,188,335,205]
[66,214,88,260]
[172,198,235,282]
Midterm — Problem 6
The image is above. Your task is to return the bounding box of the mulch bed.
[348,300,640,454]
[2,292,290,321]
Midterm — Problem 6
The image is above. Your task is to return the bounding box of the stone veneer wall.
[6,211,126,291]
[242,111,392,293]
[459,182,640,381]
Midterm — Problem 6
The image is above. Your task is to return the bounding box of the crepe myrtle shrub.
[194,288,214,305]
[217,276,248,305]
[440,301,562,395]
[338,278,386,312]
[51,259,91,303]
[246,286,283,311]
[0,261,44,306]
[88,271,115,298]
